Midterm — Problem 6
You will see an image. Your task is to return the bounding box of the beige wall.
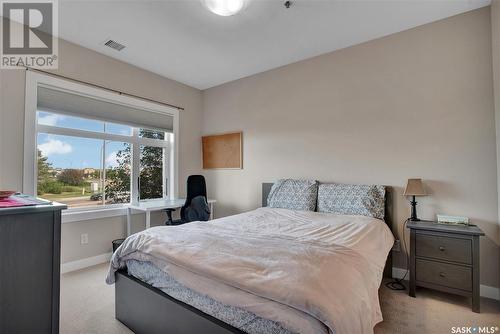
[493,1,500,246]
[202,8,500,288]
[0,27,203,263]
[60,212,169,263]
[492,0,500,288]
[1,8,498,288]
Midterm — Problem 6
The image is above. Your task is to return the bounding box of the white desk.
[126,198,216,236]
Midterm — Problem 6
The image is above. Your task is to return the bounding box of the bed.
[107,183,394,334]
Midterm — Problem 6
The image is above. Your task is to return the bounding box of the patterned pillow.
[317,183,386,219]
[267,179,318,211]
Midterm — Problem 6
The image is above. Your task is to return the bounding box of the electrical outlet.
[392,240,401,252]
[80,233,88,245]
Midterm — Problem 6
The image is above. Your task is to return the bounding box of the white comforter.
[107,207,394,334]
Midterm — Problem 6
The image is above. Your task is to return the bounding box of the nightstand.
[407,221,484,312]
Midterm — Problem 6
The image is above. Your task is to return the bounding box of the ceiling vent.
[103,39,126,51]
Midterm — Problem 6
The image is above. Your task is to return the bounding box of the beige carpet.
[61,264,499,334]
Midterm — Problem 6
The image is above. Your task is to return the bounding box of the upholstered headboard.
[262,182,394,278]
[262,183,274,207]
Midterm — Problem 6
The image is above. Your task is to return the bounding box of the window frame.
[24,71,179,220]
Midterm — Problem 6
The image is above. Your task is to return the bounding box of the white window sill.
[62,206,128,224]
[60,198,175,224]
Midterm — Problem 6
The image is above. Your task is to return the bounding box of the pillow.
[267,179,318,211]
[317,183,385,219]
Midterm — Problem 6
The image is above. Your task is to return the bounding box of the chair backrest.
[180,175,207,220]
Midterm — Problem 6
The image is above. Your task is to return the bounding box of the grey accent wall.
[202,8,500,288]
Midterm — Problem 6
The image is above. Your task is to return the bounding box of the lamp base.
[410,196,420,222]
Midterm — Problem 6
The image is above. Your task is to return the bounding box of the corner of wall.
[491,0,500,287]
[491,5,499,201]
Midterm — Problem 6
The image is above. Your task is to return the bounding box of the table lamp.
[404,178,427,221]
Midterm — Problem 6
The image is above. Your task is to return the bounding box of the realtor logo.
[1,0,58,69]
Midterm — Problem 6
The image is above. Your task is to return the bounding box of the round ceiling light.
[202,0,248,16]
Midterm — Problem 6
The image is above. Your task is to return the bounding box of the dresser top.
[407,220,484,236]
[0,196,66,216]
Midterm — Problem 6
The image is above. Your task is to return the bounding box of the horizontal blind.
[37,86,174,132]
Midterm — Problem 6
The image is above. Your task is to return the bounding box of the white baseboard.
[391,267,499,301]
[61,252,112,274]
[480,285,500,301]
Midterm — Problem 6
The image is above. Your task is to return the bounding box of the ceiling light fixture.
[202,0,248,16]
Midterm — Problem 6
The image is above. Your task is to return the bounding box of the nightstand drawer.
[416,233,471,264]
[416,259,472,291]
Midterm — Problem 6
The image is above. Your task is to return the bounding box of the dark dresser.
[407,221,484,312]
[0,200,66,333]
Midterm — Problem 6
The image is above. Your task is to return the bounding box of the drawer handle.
[439,272,446,278]
[439,246,445,251]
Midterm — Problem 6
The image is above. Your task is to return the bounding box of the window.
[24,71,179,215]
[36,111,169,209]
[104,141,132,204]
[37,133,103,208]
[139,145,164,200]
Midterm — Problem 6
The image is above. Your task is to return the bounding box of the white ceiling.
[57,0,490,90]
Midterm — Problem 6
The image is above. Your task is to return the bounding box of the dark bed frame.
[115,183,394,334]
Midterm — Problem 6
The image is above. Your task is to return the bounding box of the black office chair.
[165,175,210,225]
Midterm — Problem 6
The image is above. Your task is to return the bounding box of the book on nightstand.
[436,214,469,226]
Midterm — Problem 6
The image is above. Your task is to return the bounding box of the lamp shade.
[404,178,427,196]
